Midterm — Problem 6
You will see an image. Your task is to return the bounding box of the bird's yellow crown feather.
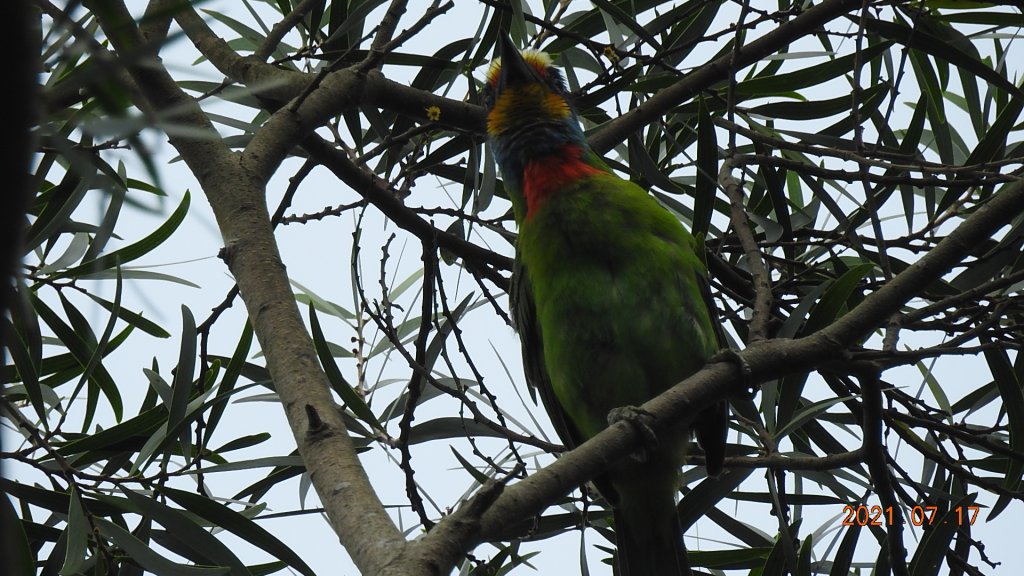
[485,50,570,136]
[485,49,553,87]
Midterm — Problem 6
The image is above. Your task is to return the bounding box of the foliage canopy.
[4,1,1024,575]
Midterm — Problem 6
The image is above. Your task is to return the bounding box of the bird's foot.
[608,406,658,462]
[710,348,757,396]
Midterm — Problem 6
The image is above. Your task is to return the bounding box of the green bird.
[482,36,729,576]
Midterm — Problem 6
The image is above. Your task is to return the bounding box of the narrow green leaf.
[206,322,253,437]
[40,232,91,273]
[55,191,190,279]
[775,396,853,441]
[704,507,771,548]
[82,183,127,263]
[0,478,120,517]
[423,295,475,374]
[748,85,886,120]
[910,50,954,165]
[292,279,355,321]
[59,487,88,576]
[144,366,172,405]
[132,384,218,474]
[983,344,1024,518]
[659,1,721,67]
[214,433,271,454]
[939,82,1024,213]
[10,275,42,373]
[32,292,123,427]
[908,493,977,576]
[590,0,660,49]
[2,316,45,424]
[862,15,1024,100]
[231,465,305,503]
[320,0,386,52]
[477,141,496,213]
[78,268,202,287]
[388,268,425,302]
[694,96,716,238]
[94,517,229,576]
[169,305,197,431]
[83,292,171,338]
[408,417,507,444]
[678,467,752,530]
[0,489,33,576]
[915,359,952,416]
[159,486,316,576]
[828,521,861,576]
[56,404,166,458]
[951,381,998,417]
[796,534,813,576]
[121,489,252,576]
[450,446,490,484]
[25,174,90,253]
[201,9,266,45]
[73,265,126,425]
[900,94,928,228]
[735,43,890,97]
[383,377,478,423]
[689,547,770,569]
[802,264,874,336]
[627,134,688,198]
[760,533,798,576]
[308,302,381,430]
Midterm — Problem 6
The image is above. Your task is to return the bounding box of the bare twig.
[397,238,439,529]
[859,367,909,576]
[359,1,453,72]
[301,134,512,288]
[255,0,320,61]
[700,449,864,470]
[721,158,773,340]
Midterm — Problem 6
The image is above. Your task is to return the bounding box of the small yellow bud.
[425,105,441,122]
[603,45,620,65]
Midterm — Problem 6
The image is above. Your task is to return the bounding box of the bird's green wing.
[511,255,586,451]
[513,254,623,512]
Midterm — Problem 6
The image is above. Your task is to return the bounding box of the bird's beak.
[497,34,539,90]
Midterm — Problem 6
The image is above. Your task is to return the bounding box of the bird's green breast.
[518,173,717,441]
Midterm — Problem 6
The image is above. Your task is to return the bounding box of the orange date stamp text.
[841,505,979,527]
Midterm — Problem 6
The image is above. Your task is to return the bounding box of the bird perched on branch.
[482,35,729,576]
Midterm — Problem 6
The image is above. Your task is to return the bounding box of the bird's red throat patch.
[522,145,603,219]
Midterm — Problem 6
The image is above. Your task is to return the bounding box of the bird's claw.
[608,405,659,462]
[710,348,756,396]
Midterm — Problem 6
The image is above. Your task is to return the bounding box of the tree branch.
[85,2,407,573]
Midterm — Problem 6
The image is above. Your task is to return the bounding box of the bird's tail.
[613,507,690,576]
[612,477,691,576]
[694,400,729,477]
